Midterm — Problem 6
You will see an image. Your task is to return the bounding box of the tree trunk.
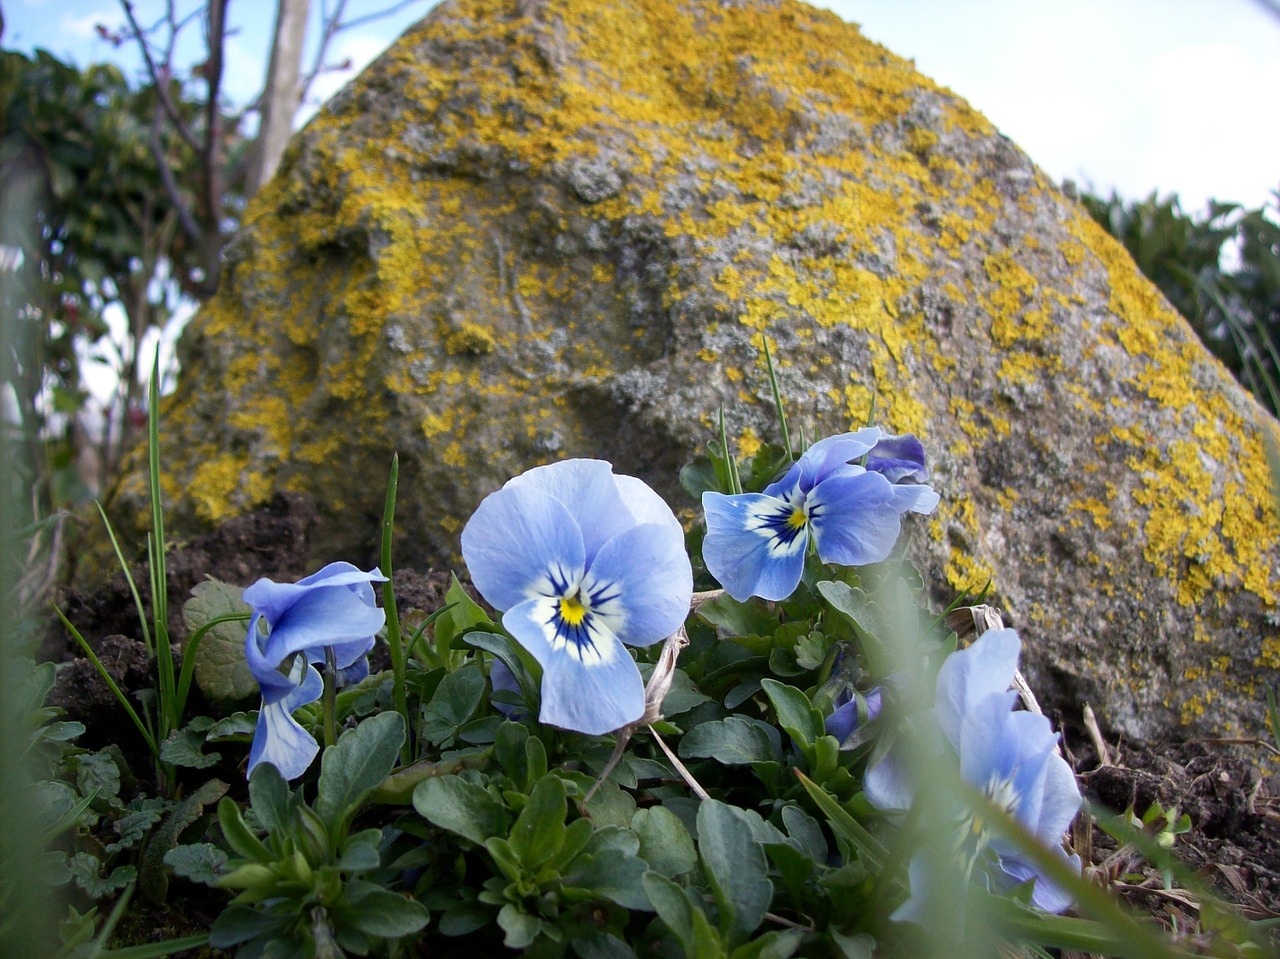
[246,0,311,197]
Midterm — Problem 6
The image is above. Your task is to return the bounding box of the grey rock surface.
[115,0,1280,742]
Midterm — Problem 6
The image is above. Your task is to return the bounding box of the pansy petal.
[866,433,929,483]
[537,629,645,735]
[247,661,323,780]
[890,483,940,515]
[807,470,902,567]
[505,459,636,566]
[934,628,1021,746]
[583,523,692,648]
[247,702,320,780]
[244,613,297,696]
[613,473,686,539]
[325,635,377,671]
[702,491,807,602]
[489,659,527,719]
[958,693,1049,815]
[1031,750,1083,842]
[260,586,386,665]
[501,597,560,668]
[999,850,1081,914]
[336,654,370,686]
[863,749,914,812]
[243,563,385,626]
[792,428,882,488]
[462,483,586,612]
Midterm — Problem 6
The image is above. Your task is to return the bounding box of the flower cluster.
[702,428,939,601]
[461,459,693,735]
[243,562,387,780]
[864,628,1083,915]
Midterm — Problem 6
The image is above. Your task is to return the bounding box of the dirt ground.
[42,493,1280,949]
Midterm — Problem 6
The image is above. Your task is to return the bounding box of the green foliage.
[1081,188,1280,414]
[0,47,241,507]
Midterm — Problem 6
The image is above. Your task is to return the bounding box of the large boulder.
[116,0,1279,742]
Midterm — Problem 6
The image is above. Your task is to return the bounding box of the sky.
[5,0,1279,215]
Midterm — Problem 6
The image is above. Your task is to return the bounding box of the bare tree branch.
[119,0,201,152]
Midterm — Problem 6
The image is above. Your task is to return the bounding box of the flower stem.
[322,646,338,749]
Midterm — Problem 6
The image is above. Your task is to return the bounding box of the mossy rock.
[111,0,1279,743]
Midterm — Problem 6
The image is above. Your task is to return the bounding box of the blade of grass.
[146,353,177,741]
[718,406,742,494]
[95,503,153,659]
[148,534,175,742]
[380,452,411,764]
[761,335,793,460]
[52,605,157,758]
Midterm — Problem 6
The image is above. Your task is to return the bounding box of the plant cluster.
[9,367,1278,959]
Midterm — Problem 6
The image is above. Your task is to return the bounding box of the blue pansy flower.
[243,562,387,780]
[865,628,1082,916]
[824,685,884,747]
[701,428,939,601]
[461,459,693,736]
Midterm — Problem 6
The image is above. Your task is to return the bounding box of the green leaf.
[158,725,221,769]
[217,796,272,864]
[209,905,287,948]
[77,750,124,806]
[760,679,823,750]
[419,663,486,747]
[140,778,228,902]
[336,841,382,872]
[570,931,638,959]
[338,882,429,937]
[679,716,781,764]
[561,847,651,910]
[413,776,508,846]
[642,872,698,955]
[433,575,494,656]
[780,805,827,862]
[697,593,779,639]
[795,772,887,868]
[730,927,804,959]
[247,762,292,835]
[206,712,256,739]
[697,800,773,946]
[497,902,542,950]
[163,842,228,885]
[184,579,256,703]
[316,711,406,827]
[632,806,697,878]
[508,773,566,869]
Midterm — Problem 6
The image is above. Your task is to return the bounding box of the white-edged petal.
[702,491,807,601]
[462,482,586,612]
[584,523,692,648]
[537,627,645,735]
[806,469,902,567]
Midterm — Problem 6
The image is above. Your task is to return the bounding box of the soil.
[40,494,1280,953]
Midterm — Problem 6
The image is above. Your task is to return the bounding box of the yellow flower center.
[786,507,807,530]
[559,594,587,626]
